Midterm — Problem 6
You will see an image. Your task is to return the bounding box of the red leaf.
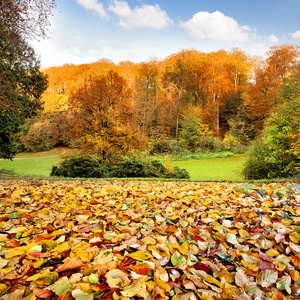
[193,263,210,273]
[193,235,205,242]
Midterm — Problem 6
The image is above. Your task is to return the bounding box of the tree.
[179,107,211,152]
[134,59,161,135]
[243,66,300,179]
[66,70,146,159]
[0,0,56,159]
[0,0,56,40]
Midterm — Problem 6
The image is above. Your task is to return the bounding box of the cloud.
[77,0,109,19]
[179,10,255,42]
[291,30,300,39]
[268,34,279,43]
[108,0,173,30]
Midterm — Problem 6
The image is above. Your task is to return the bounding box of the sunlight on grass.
[173,155,248,181]
[0,156,62,177]
[0,148,65,177]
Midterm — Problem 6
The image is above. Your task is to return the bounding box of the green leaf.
[50,277,71,295]
[171,251,186,268]
[276,275,291,294]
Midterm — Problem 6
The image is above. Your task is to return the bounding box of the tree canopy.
[0,0,56,159]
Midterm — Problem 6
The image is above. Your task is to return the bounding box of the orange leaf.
[54,257,84,272]
[35,234,54,243]
[291,255,300,268]
[128,264,151,275]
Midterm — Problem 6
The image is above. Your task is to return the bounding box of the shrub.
[149,139,170,155]
[51,154,190,179]
[198,135,224,152]
[222,133,241,151]
[242,139,274,180]
[50,155,111,178]
[116,155,146,178]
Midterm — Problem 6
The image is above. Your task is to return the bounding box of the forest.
[12,44,300,179]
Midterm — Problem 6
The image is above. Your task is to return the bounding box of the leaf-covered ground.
[1,179,300,300]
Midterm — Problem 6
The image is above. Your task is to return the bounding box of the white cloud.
[268,34,279,43]
[77,0,109,19]
[108,0,173,30]
[291,30,300,39]
[179,10,255,42]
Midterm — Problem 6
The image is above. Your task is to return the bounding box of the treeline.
[16,45,300,172]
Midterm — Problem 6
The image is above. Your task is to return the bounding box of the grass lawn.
[0,147,248,181]
[173,155,248,181]
[0,148,64,177]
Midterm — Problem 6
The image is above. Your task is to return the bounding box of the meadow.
[0,149,247,181]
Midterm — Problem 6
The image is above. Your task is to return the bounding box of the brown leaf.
[32,287,54,298]
[0,260,32,281]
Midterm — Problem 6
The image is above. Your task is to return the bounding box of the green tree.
[0,0,55,159]
[179,107,210,152]
[243,67,300,179]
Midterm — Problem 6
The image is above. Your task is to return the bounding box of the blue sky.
[32,0,300,68]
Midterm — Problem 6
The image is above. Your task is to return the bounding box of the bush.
[51,154,190,179]
[198,135,224,152]
[115,155,146,178]
[242,139,273,180]
[50,156,112,178]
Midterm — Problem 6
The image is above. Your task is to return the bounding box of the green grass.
[173,155,248,181]
[0,148,64,177]
[0,148,248,181]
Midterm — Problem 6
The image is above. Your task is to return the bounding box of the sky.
[31,0,300,68]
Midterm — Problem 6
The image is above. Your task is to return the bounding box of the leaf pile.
[1,180,300,299]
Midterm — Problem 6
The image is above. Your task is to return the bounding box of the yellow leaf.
[51,242,69,256]
[239,229,250,238]
[265,249,280,257]
[0,283,9,297]
[289,232,300,243]
[155,279,171,292]
[201,295,214,300]
[273,261,286,271]
[51,230,65,236]
[23,294,36,300]
[146,281,156,292]
[5,247,26,259]
[0,267,14,274]
[173,241,190,255]
[241,260,259,271]
[203,276,222,287]
[32,259,44,269]
[142,237,156,245]
[127,251,153,261]
[121,277,150,298]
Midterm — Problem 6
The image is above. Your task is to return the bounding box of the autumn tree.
[163,50,203,138]
[266,44,300,104]
[247,45,300,136]
[0,0,55,159]
[134,59,161,135]
[66,70,146,159]
[243,66,300,179]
